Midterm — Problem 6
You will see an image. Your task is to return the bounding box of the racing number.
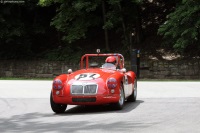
[77,74,87,80]
[77,73,98,80]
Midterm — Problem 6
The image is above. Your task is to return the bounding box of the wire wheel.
[112,84,125,110]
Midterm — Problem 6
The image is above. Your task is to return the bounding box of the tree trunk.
[135,4,142,48]
[118,3,130,51]
[102,0,110,51]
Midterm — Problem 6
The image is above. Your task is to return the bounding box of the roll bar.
[80,53,124,69]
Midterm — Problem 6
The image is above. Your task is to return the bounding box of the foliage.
[39,0,141,50]
[0,4,30,59]
[2,0,200,61]
[43,45,83,62]
[40,0,102,43]
[0,1,55,59]
[158,0,200,56]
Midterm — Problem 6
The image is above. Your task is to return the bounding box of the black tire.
[112,84,125,110]
[127,78,137,102]
[50,92,67,114]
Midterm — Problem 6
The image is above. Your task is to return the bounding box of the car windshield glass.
[101,63,116,70]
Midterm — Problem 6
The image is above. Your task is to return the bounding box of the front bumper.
[52,94,120,105]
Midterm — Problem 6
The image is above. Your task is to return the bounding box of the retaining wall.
[0,60,199,79]
[139,59,200,79]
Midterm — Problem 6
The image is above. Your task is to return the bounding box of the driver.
[105,56,118,67]
[101,56,120,70]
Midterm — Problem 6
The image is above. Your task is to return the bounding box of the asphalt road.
[0,80,200,133]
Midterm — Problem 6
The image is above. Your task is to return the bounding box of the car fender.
[52,74,69,97]
[125,71,136,95]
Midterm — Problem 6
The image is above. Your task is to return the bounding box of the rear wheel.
[127,79,137,102]
[50,92,67,114]
[112,84,125,110]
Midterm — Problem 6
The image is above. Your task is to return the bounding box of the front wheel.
[50,92,67,114]
[127,78,137,102]
[112,84,125,110]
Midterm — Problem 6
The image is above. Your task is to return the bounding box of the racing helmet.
[105,56,116,64]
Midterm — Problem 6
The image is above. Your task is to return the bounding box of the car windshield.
[101,63,116,70]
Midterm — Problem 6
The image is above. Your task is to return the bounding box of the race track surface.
[0,80,200,133]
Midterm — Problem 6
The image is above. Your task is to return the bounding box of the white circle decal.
[75,73,100,80]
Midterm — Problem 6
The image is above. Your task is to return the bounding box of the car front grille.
[71,84,98,95]
[71,85,83,94]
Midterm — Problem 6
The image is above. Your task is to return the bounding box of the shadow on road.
[61,100,144,115]
[0,108,153,133]
[0,98,146,133]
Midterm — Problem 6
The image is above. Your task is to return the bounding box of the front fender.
[126,71,136,83]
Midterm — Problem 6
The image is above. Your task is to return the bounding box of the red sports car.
[50,52,137,113]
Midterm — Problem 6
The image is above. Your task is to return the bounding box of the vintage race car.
[50,51,137,113]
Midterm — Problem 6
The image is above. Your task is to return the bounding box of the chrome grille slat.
[71,85,83,94]
[84,85,97,94]
[71,83,98,95]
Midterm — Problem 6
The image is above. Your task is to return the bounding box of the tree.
[158,0,200,57]
[39,0,141,52]
[0,1,57,59]
[0,3,32,59]
[40,0,102,42]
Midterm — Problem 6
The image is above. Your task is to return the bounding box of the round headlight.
[53,79,63,90]
[107,78,117,89]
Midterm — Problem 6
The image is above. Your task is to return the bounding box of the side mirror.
[68,69,72,74]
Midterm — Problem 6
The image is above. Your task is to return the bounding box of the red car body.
[50,53,137,113]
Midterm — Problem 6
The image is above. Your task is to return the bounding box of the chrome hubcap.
[134,80,137,98]
[119,87,124,105]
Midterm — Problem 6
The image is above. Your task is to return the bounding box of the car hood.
[67,68,118,82]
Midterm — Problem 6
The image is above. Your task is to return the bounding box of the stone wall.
[139,59,200,79]
[0,60,79,78]
[0,60,200,79]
